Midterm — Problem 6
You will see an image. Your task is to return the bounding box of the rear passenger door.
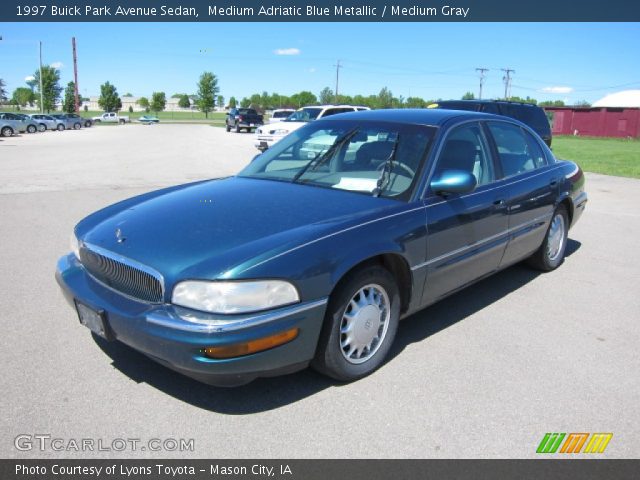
[485,121,560,266]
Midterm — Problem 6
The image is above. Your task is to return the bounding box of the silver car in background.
[51,114,82,130]
[12,113,40,133]
[0,112,28,136]
[28,114,60,132]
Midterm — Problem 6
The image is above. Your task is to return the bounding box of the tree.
[178,94,190,109]
[137,97,150,112]
[229,96,237,108]
[217,95,225,109]
[0,78,7,102]
[11,87,35,107]
[150,92,166,115]
[319,87,334,105]
[377,87,394,109]
[573,100,591,107]
[62,81,81,113]
[123,92,133,97]
[539,100,565,107]
[405,96,427,108]
[289,91,317,107]
[34,65,62,113]
[98,81,121,112]
[196,71,219,118]
[240,97,251,108]
[462,91,475,100]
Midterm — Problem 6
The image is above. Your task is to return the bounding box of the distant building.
[545,90,640,138]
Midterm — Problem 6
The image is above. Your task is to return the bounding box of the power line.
[334,59,342,103]
[502,68,515,99]
[476,68,488,99]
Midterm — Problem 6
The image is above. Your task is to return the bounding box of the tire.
[226,124,231,132]
[1,126,14,137]
[312,265,400,382]
[74,122,81,130]
[27,124,37,134]
[57,124,65,131]
[84,120,92,128]
[527,204,569,271]
[119,119,125,124]
[235,122,241,133]
[38,123,46,132]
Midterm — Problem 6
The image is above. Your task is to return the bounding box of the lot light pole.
[334,60,342,103]
[476,68,488,99]
[39,41,44,113]
[502,68,515,100]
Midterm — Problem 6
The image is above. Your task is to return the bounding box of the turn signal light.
[202,328,299,359]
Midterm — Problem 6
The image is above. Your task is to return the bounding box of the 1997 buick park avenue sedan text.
[56,109,587,386]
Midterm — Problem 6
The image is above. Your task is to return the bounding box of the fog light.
[202,328,299,359]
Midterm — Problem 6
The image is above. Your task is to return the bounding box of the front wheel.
[312,265,400,382]
[38,123,46,132]
[74,122,81,130]
[119,119,125,124]
[1,126,14,137]
[527,205,569,271]
[27,124,37,133]
[57,124,65,131]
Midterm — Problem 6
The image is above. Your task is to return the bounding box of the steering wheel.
[375,161,415,178]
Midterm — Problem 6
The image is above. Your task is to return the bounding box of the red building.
[545,106,640,138]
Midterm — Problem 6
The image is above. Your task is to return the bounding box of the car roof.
[320,108,498,126]
[435,99,542,108]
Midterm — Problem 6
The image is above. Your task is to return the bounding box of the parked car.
[92,112,130,124]
[254,105,369,151]
[225,108,264,133]
[12,113,40,133]
[269,108,295,123]
[50,114,82,130]
[428,100,552,146]
[66,113,93,128]
[56,109,587,387]
[0,112,28,135]
[138,115,160,124]
[28,114,61,132]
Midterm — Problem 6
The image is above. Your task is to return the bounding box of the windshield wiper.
[292,128,359,183]
[372,133,400,197]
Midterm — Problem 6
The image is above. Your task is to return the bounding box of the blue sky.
[1,22,639,104]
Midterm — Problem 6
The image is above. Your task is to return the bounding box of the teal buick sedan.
[56,109,587,386]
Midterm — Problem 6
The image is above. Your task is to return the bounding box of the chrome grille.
[79,245,164,303]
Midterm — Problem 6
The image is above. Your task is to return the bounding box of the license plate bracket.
[75,300,113,341]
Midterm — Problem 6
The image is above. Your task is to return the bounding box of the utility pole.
[476,68,488,99]
[502,68,515,100]
[72,37,79,112]
[334,60,342,104]
[38,41,44,113]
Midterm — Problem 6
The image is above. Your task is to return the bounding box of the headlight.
[171,280,299,314]
[70,232,80,260]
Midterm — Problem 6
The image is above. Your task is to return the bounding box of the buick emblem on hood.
[115,228,126,243]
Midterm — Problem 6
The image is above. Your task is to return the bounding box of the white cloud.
[274,48,301,56]
[24,75,35,82]
[540,86,573,94]
[50,61,64,69]
[308,67,316,73]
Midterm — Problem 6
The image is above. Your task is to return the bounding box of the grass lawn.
[552,136,640,179]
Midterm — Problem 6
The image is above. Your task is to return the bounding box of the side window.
[481,103,500,114]
[487,122,545,177]
[522,129,547,168]
[433,123,494,187]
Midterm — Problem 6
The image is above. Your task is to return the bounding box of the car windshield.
[239,119,435,201]
[284,108,323,122]
[273,111,293,119]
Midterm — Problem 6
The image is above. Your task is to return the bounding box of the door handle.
[493,198,506,206]
[549,178,559,187]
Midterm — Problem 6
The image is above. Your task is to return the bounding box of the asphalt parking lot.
[1,124,638,459]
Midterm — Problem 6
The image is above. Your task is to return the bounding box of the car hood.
[259,121,306,134]
[77,177,399,285]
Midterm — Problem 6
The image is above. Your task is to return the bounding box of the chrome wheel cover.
[340,283,390,364]
[547,213,566,262]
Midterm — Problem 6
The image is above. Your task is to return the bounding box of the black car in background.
[429,100,552,146]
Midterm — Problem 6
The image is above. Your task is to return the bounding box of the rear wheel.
[84,120,92,127]
[1,126,14,137]
[27,124,37,133]
[527,205,569,271]
[119,119,125,124]
[235,122,241,133]
[57,124,65,131]
[74,122,81,130]
[38,123,46,132]
[312,265,400,382]
[226,124,231,132]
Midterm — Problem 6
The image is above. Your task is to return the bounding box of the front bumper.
[56,254,327,386]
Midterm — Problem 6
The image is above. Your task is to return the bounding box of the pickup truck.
[92,112,130,124]
[225,108,263,133]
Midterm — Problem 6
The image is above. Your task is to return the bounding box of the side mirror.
[430,170,477,195]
